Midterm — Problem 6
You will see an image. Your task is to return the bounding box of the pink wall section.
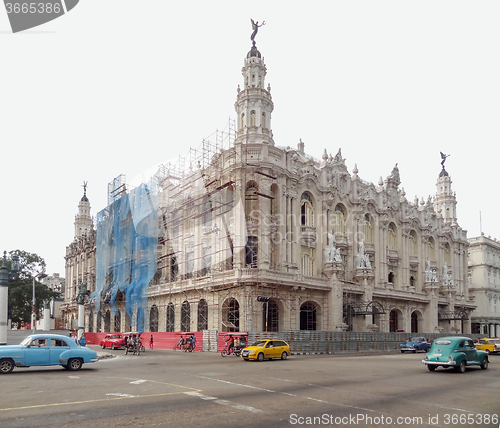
[85,331,249,352]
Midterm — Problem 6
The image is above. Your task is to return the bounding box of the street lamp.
[0,251,20,345]
[32,271,48,333]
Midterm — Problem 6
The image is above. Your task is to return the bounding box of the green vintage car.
[422,336,489,373]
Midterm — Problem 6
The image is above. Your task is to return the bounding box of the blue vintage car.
[422,336,489,373]
[400,336,430,353]
[0,334,98,374]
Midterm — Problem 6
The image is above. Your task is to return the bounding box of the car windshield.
[251,340,267,347]
[409,337,422,342]
[434,340,452,345]
[20,336,32,346]
[110,335,121,339]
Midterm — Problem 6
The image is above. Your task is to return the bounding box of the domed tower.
[74,182,93,238]
[434,154,457,224]
[234,20,274,145]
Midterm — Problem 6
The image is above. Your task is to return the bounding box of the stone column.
[43,300,51,331]
[76,283,87,341]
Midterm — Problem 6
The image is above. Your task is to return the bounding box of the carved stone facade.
[61,189,96,332]
[66,38,474,335]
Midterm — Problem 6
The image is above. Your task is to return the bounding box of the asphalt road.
[0,347,498,428]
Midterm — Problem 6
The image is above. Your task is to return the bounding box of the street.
[0,347,498,428]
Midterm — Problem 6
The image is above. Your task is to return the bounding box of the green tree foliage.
[6,250,60,327]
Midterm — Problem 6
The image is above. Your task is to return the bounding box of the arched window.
[411,311,419,333]
[114,310,121,332]
[428,237,436,261]
[181,301,190,331]
[96,312,102,333]
[334,204,346,235]
[301,249,314,276]
[388,270,394,284]
[388,223,397,250]
[170,255,178,282]
[343,304,354,331]
[262,299,279,332]
[363,214,373,243]
[300,193,314,226]
[150,305,158,332]
[245,236,258,268]
[300,301,318,330]
[203,196,212,227]
[245,182,259,224]
[445,243,451,265]
[241,112,245,129]
[88,313,93,333]
[104,310,111,332]
[409,230,418,256]
[262,112,266,129]
[166,303,175,332]
[222,298,239,332]
[250,110,256,126]
[389,309,399,332]
[185,250,194,279]
[197,299,208,331]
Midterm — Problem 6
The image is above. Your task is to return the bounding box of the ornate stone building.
[72,35,474,335]
[468,234,500,337]
[61,185,96,331]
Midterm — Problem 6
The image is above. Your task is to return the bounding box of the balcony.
[300,226,316,247]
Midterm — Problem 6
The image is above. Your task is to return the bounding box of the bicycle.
[221,343,241,357]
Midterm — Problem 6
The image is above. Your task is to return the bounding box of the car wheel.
[486,349,491,355]
[413,349,417,353]
[257,353,264,362]
[281,352,288,360]
[111,344,115,350]
[0,358,14,374]
[481,358,489,370]
[455,360,466,373]
[427,365,436,371]
[400,350,404,353]
[101,344,105,349]
[67,358,83,371]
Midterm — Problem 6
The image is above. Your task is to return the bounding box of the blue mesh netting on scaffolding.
[90,179,158,333]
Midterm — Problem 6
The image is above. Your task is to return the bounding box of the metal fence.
[247,331,486,354]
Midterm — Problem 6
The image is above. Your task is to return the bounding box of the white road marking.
[106,393,135,397]
[185,391,265,413]
[130,380,147,384]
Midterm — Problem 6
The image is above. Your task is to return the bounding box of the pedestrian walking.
[149,335,154,349]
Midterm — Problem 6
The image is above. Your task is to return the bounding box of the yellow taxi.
[241,339,290,361]
[474,338,500,355]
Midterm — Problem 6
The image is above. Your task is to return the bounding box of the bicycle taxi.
[173,332,197,352]
[221,332,248,357]
[123,332,146,355]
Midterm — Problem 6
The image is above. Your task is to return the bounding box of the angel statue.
[250,19,266,44]
[440,152,450,168]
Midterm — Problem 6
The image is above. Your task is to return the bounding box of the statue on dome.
[440,152,450,168]
[250,19,265,44]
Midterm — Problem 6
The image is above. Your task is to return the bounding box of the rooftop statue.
[250,19,265,45]
[440,152,450,168]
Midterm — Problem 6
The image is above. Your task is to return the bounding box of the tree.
[6,250,60,328]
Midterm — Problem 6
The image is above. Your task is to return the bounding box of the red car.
[100,334,125,350]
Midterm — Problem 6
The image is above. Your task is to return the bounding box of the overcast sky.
[1,1,499,276]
